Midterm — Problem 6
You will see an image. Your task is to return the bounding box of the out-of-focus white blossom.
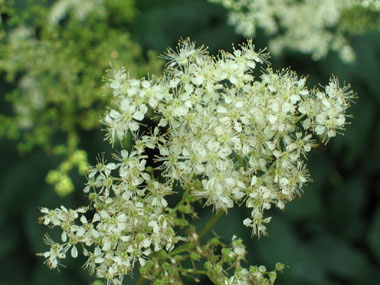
[209,0,380,62]
[49,0,105,24]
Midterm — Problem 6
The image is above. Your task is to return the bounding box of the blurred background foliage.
[0,0,162,196]
[0,0,379,284]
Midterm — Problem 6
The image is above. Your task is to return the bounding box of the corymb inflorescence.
[38,39,354,284]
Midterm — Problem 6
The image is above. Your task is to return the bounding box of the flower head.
[39,39,354,283]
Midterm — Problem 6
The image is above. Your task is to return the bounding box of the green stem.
[198,209,224,239]
[136,276,144,285]
[295,114,306,124]
[237,155,243,168]
[168,245,191,256]
[174,187,190,211]
[192,270,208,275]
[168,209,224,256]
[181,269,209,275]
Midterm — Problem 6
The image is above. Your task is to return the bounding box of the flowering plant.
[38,39,354,284]
[209,0,380,62]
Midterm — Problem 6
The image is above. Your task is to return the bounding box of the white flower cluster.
[39,151,178,284]
[104,39,353,235]
[209,0,380,62]
[39,39,353,283]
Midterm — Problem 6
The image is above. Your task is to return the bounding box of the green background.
[1,0,380,284]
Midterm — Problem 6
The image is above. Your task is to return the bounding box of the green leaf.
[310,233,371,279]
[327,177,366,240]
[367,205,380,263]
[255,217,329,284]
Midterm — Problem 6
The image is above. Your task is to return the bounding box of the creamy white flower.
[39,39,354,283]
